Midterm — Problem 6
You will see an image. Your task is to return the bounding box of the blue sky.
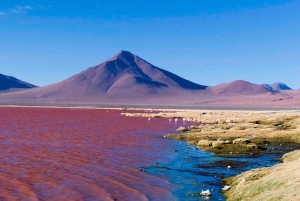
[0,0,299,88]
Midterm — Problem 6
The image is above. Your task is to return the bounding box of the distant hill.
[262,82,292,91]
[1,52,298,107]
[0,74,36,91]
[208,80,272,95]
[0,51,207,101]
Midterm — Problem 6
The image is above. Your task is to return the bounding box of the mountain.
[261,82,292,91]
[0,74,36,91]
[208,80,272,95]
[0,51,207,102]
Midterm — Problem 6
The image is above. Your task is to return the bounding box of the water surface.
[0,107,285,201]
[0,107,181,200]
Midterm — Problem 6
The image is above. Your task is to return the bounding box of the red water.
[0,107,180,201]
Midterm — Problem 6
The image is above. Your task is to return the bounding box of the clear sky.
[0,0,299,89]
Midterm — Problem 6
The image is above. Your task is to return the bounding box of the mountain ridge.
[261,82,292,91]
[0,73,37,91]
[208,80,272,95]
[0,51,207,101]
[1,51,298,106]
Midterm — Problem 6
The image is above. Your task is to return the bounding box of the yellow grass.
[224,150,300,201]
[123,109,300,200]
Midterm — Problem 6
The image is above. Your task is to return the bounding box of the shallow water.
[0,107,285,201]
[0,107,183,200]
[146,141,282,200]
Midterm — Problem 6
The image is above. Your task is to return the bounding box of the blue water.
[145,139,283,201]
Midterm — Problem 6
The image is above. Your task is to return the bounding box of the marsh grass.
[124,110,300,201]
[223,150,300,201]
[166,115,300,156]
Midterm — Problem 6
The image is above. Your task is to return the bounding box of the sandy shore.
[122,109,300,200]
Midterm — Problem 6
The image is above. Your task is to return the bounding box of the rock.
[233,138,251,144]
[198,140,212,147]
[190,125,196,129]
[246,143,258,149]
[224,140,232,144]
[212,140,225,147]
[176,126,188,132]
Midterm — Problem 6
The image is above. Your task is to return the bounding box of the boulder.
[190,125,196,129]
[198,140,212,147]
[212,140,225,147]
[246,143,258,149]
[233,138,251,144]
[176,126,188,132]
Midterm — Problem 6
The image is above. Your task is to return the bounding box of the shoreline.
[0,102,299,111]
[223,149,300,200]
[122,109,300,200]
[2,104,300,200]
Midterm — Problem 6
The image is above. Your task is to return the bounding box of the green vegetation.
[166,115,300,156]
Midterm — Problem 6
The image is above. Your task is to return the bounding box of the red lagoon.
[0,107,182,201]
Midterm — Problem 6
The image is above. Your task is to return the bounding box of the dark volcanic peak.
[209,80,272,95]
[0,74,36,90]
[262,82,292,91]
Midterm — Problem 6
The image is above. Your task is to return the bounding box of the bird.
[169,119,172,122]
[200,189,211,197]
[222,185,231,191]
[148,117,151,121]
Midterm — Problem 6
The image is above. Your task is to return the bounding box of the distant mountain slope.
[262,82,292,91]
[208,80,272,95]
[0,51,207,101]
[0,74,36,91]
